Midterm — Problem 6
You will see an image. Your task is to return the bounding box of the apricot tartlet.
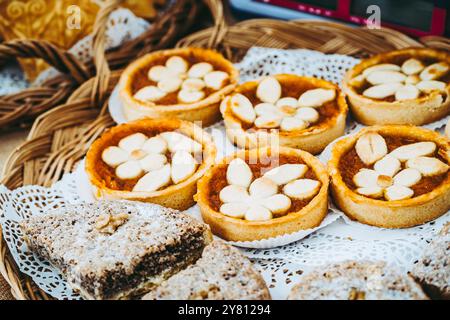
[195,147,329,241]
[86,118,216,210]
[329,125,450,228]
[221,74,348,154]
[119,47,239,126]
[343,48,450,126]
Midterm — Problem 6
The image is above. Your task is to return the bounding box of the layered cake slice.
[142,241,271,300]
[20,200,212,300]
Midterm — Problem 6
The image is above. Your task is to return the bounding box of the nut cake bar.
[411,223,450,300]
[288,261,427,300]
[20,201,212,300]
[143,241,271,300]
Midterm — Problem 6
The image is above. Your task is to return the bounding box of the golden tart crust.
[221,74,348,154]
[86,118,216,211]
[343,48,450,126]
[329,125,450,228]
[195,147,329,242]
[119,47,239,126]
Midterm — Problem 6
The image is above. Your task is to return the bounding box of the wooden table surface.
[0,130,28,173]
[0,130,27,299]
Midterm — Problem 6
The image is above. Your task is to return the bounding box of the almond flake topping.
[352,134,447,201]
[229,76,336,132]
[101,131,202,192]
[219,161,320,221]
[356,59,448,101]
[134,56,229,104]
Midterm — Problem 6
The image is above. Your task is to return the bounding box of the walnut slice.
[95,213,129,235]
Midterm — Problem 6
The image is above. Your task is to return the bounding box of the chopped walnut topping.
[95,213,129,235]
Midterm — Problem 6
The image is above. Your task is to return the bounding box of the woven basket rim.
[1,0,449,299]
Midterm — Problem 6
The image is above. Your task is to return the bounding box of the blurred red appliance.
[250,0,449,37]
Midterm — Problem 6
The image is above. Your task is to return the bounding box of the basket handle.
[90,0,123,108]
[0,40,90,84]
[203,0,228,49]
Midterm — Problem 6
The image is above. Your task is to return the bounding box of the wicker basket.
[0,0,202,131]
[0,0,448,299]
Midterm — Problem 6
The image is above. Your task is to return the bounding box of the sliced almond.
[362,83,403,99]
[101,146,128,167]
[283,179,321,200]
[406,157,449,177]
[393,168,422,187]
[355,132,388,165]
[276,97,298,109]
[204,71,229,90]
[263,164,308,185]
[165,56,188,74]
[160,132,202,154]
[256,77,282,104]
[377,175,393,188]
[187,62,213,78]
[133,164,171,192]
[254,103,280,116]
[395,84,419,101]
[374,155,401,177]
[298,88,335,108]
[295,107,319,123]
[401,58,424,75]
[254,113,282,129]
[356,186,383,198]
[419,62,449,81]
[129,149,147,161]
[171,151,197,184]
[116,160,143,180]
[220,203,248,219]
[389,142,436,161]
[280,117,308,131]
[384,185,414,201]
[219,185,250,203]
[118,133,147,152]
[362,64,401,77]
[134,86,166,102]
[182,78,205,91]
[177,89,205,104]
[416,80,446,93]
[245,205,272,221]
[249,177,278,199]
[230,93,256,124]
[157,77,182,93]
[141,136,167,154]
[227,158,253,188]
[139,153,167,172]
[405,75,420,85]
[353,169,379,188]
[260,194,291,214]
[366,70,406,85]
[148,65,176,82]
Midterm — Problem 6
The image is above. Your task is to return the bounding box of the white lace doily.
[1,47,449,300]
